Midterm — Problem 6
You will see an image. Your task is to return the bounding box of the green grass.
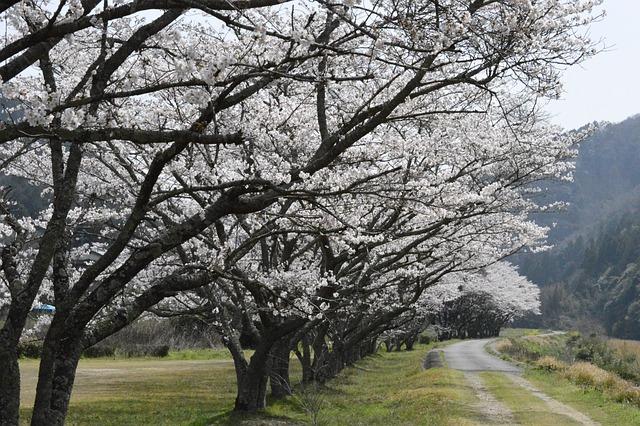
[525,368,640,425]
[19,358,242,425]
[165,347,253,361]
[287,349,484,426]
[479,372,581,425]
[495,333,573,365]
[19,344,485,425]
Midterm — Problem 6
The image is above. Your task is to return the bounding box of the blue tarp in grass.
[32,304,55,313]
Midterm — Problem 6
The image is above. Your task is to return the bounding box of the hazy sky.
[545,1,640,129]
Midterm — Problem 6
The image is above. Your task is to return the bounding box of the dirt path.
[465,372,518,425]
[507,373,599,426]
[442,338,599,425]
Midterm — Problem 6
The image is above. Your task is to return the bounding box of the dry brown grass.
[494,339,512,353]
[609,339,640,361]
[534,356,567,372]
[563,362,640,405]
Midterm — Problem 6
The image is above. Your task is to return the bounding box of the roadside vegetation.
[526,369,640,425]
[498,328,547,338]
[495,332,640,422]
[496,333,640,384]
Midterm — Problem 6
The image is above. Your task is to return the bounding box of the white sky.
[545,1,640,129]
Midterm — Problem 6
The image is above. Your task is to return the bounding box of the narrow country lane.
[442,339,520,373]
[440,339,600,426]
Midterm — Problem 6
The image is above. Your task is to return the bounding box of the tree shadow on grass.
[193,409,301,426]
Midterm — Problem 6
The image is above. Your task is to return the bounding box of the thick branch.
[0,124,244,146]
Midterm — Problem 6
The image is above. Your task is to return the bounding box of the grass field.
[19,343,483,425]
[19,358,242,425]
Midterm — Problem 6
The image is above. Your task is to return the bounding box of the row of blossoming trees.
[0,0,600,423]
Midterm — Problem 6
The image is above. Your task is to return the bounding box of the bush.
[497,337,548,362]
[418,332,432,345]
[504,333,640,407]
[535,356,567,372]
[18,341,43,358]
[612,385,640,405]
[565,334,640,383]
[83,345,116,358]
[150,345,170,357]
[563,362,640,406]
[563,362,612,387]
[494,339,513,353]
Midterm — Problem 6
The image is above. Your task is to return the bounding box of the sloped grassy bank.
[208,342,484,425]
[494,332,640,424]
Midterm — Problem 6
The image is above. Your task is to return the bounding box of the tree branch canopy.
[0,0,601,423]
[0,124,244,145]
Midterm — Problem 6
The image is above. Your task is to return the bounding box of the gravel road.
[442,338,521,373]
[440,337,599,425]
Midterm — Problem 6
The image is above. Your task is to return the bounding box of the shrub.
[535,356,567,372]
[562,362,640,405]
[83,345,116,358]
[611,385,640,405]
[418,332,432,345]
[150,345,170,357]
[494,339,512,353]
[18,341,43,358]
[563,362,613,388]
[497,337,547,362]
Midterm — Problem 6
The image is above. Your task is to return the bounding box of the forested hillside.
[518,115,640,337]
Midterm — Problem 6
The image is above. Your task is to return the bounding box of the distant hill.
[516,115,640,336]
[0,98,47,218]
[0,174,46,218]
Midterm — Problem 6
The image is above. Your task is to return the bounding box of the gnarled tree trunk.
[269,342,291,399]
[30,332,83,426]
[0,331,20,426]
[234,341,272,412]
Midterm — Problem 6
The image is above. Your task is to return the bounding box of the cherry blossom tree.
[0,0,601,423]
[429,262,541,339]
[157,108,583,409]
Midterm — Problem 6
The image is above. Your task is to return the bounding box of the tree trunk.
[394,337,403,351]
[309,326,331,383]
[0,303,32,425]
[0,335,20,426]
[234,341,271,411]
[269,343,291,399]
[316,343,344,382]
[405,334,416,351]
[235,368,269,411]
[30,336,83,426]
[231,317,306,411]
[295,337,313,384]
[31,313,67,425]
